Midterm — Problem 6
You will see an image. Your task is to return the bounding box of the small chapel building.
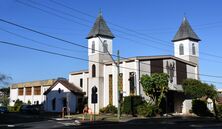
[68,13,201,114]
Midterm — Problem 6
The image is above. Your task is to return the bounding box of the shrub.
[27,100,31,105]
[137,102,157,117]
[13,99,23,112]
[121,96,144,115]
[217,104,222,118]
[7,106,16,112]
[100,104,117,114]
[192,99,213,117]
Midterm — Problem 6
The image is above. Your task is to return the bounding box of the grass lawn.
[65,113,138,122]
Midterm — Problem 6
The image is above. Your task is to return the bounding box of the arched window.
[103,40,108,53]
[192,43,196,55]
[92,41,95,53]
[92,64,96,77]
[179,44,184,55]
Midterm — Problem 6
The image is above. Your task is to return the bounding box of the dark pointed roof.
[172,17,200,42]
[86,12,114,39]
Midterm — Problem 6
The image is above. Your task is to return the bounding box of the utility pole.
[117,50,120,120]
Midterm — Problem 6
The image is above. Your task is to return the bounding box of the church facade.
[68,13,200,114]
[9,13,201,114]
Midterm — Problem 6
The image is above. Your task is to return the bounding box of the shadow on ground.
[1,114,222,129]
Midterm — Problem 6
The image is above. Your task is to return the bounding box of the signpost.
[91,86,98,121]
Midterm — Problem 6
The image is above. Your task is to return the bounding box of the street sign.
[91,86,98,104]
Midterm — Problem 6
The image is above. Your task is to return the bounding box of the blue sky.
[0,0,222,88]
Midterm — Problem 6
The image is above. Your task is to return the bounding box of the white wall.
[88,37,113,56]
[182,99,192,114]
[9,88,18,106]
[44,82,77,113]
[103,65,113,107]
[9,86,50,106]
[103,61,139,107]
[69,72,89,96]
[174,39,199,65]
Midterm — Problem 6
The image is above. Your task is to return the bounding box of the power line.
[49,0,222,59]
[15,0,91,28]
[18,0,222,62]
[1,18,222,79]
[0,40,98,64]
[16,0,173,50]
[17,0,222,62]
[0,40,222,83]
[0,27,86,53]
[1,40,222,85]
[0,40,155,74]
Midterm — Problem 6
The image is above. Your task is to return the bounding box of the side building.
[9,79,56,106]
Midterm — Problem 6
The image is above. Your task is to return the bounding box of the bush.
[217,105,222,118]
[121,96,144,115]
[137,102,157,117]
[27,100,31,105]
[192,99,213,117]
[100,104,117,114]
[7,106,16,112]
[12,99,23,112]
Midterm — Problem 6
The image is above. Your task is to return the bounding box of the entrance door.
[62,98,67,107]
[160,91,175,114]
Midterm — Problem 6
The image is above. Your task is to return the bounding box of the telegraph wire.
[1,18,222,79]
[15,0,91,28]
[17,0,222,62]
[16,0,173,50]
[0,40,222,84]
[1,40,222,85]
[0,40,98,64]
[0,40,154,74]
[49,0,222,59]
[0,27,86,53]
[18,0,222,60]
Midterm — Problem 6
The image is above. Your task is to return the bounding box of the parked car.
[20,105,40,113]
[0,106,8,114]
[20,105,33,112]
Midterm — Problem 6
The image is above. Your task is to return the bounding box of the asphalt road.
[1,117,222,129]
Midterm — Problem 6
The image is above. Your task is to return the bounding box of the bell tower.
[172,17,201,65]
[86,11,115,113]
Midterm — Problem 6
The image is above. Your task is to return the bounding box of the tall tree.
[140,73,169,110]
[0,74,11,86]
[0,74,11,107]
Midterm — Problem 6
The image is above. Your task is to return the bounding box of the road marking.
[8,125,15,128]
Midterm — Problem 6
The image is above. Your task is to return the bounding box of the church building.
[9,12,201,114]
[68,13,200,114]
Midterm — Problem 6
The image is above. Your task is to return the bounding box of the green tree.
[140,73,169,111]
[0,75,10,107]
[0,87,10,96]
[1,95,9,107]
[182,79,218,119]
[0,74,11,86]
[182,79,205,98]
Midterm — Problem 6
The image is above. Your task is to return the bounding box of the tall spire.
[86,10,114,39]
[99,8,102,16]
[172,17,200,42]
